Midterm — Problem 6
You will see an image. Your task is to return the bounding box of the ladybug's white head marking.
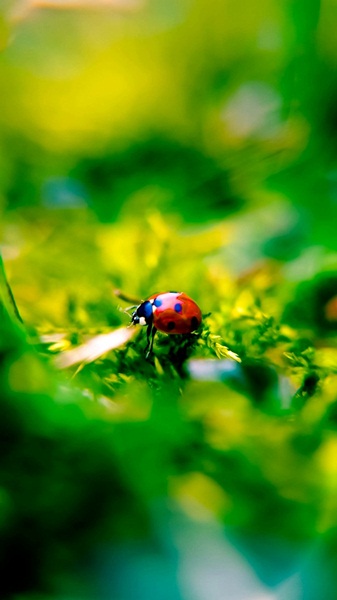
[131,300,154,327]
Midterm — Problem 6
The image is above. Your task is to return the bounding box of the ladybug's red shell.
[147,292,202,334]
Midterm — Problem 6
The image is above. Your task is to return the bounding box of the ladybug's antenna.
[120,305,138,317]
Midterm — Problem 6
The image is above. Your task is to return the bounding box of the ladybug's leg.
[145,324,157,359]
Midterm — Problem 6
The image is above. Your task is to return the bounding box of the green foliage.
[2,0,337,598]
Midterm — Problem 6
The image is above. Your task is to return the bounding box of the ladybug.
[131,291,202,358]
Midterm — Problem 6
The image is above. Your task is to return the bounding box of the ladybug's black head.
[131,300,153,327]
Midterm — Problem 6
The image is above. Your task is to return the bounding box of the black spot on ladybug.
[174,303,182,313]
[191,316,199,330]
[154,297,162,307]
[167,321,175,331]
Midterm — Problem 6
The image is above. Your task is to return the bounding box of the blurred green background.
[2,0,337,598]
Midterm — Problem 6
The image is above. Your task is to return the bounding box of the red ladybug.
[131,291,202,358]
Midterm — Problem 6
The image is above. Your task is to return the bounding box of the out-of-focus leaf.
[54,326,137,368]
